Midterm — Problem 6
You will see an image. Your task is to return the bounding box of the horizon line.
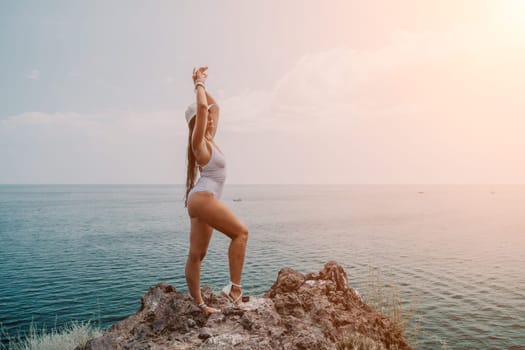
[1,183,524,186]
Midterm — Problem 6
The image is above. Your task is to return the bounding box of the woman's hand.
[192,66,208,85]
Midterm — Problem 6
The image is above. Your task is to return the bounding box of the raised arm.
[206,90,220,138]
[191,67,210,158]
[205,89,219,106]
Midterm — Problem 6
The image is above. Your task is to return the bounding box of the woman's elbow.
[197,102,208,112]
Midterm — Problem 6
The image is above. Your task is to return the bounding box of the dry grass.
[361,267,452,349]
[363,267,422,349]
[1,320,102,350]
[336,332,388,350]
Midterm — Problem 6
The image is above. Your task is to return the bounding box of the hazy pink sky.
[1,0,524,184]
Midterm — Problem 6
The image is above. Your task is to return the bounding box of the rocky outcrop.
[78,261,411,350]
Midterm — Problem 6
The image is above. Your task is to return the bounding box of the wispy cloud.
[0,109,186,183]
[221,25,525,134]
[27,69,40,80]
[2,24,524,184]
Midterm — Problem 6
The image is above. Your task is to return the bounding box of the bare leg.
[185,216,219,313]
[227,232,247,302]
[187,192,249,304]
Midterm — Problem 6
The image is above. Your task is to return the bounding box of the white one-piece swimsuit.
[189,141,227,199]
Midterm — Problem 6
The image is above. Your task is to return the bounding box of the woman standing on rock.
[184,66,249,314]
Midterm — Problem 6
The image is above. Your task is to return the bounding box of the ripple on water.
[1,184,525,349]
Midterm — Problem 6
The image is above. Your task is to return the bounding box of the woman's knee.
[187,250,206,263]
[238,225,249,242]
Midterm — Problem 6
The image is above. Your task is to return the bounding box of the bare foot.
[202,305,221,314]
[197,303,221,314]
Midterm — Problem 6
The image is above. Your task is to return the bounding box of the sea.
[0,184,524,349]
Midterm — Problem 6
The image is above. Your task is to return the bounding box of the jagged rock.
[77,261,412,350]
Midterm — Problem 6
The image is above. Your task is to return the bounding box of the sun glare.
[500,0,525,35]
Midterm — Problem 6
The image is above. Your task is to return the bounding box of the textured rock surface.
[77,261,411,350]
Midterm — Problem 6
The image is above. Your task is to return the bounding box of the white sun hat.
[185,102,215,124]
[185,102,197,124]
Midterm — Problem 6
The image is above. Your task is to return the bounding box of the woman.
[184,66,249,314]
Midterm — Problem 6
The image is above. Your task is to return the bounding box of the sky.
[1,0,524,184]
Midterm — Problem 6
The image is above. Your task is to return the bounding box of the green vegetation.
[1,320,102,350]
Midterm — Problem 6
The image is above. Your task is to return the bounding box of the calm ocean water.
[0,184,524,349]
